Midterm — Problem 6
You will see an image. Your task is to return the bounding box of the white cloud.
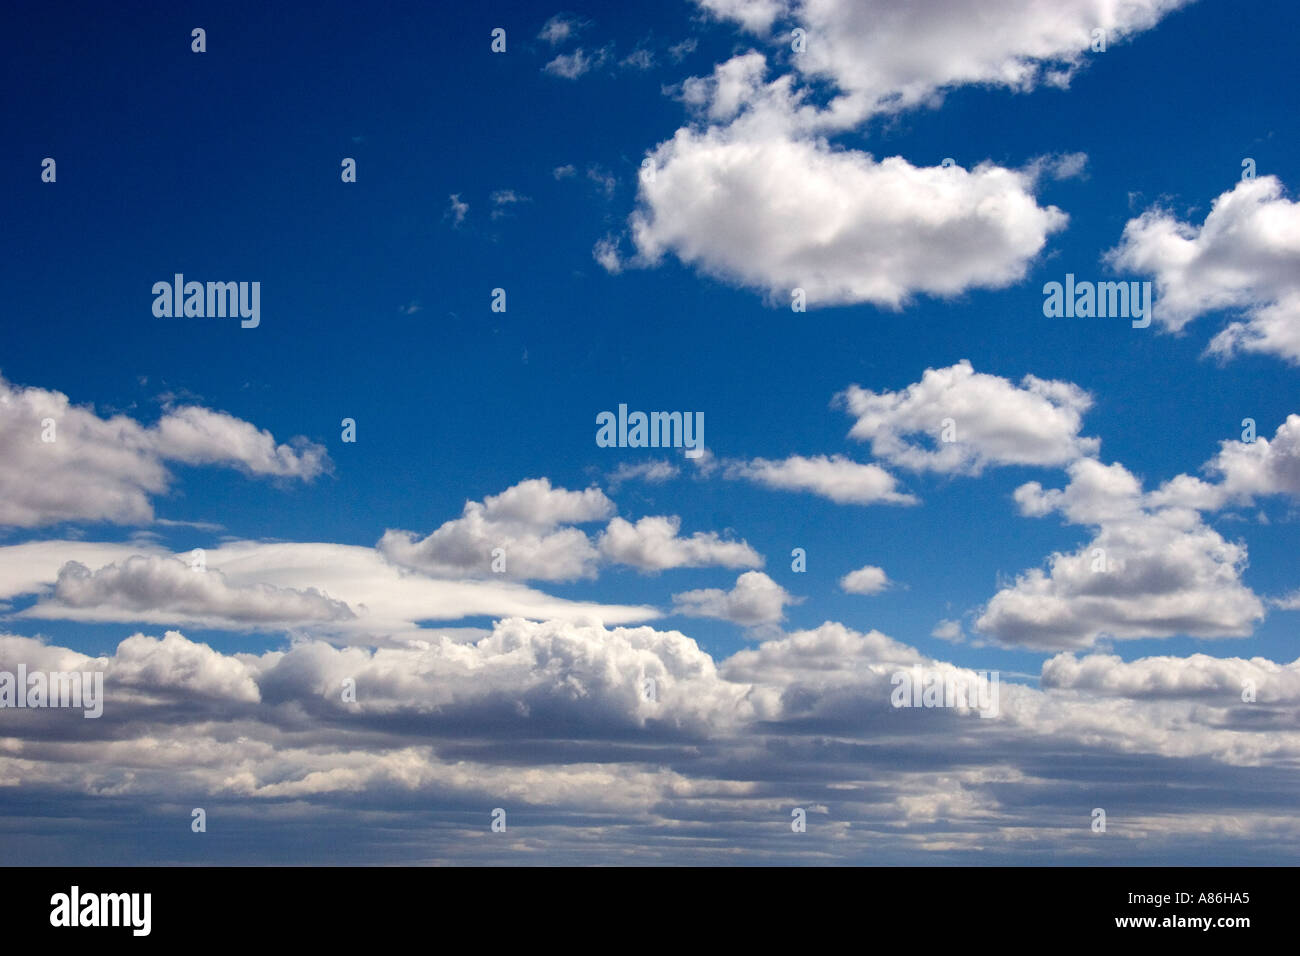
[837,361,1099,475]
[931,619,964,643]
[598,516,762,572]
[108,630,263,702]
[543,47,609,79]
[1150,414,1300,511]
[1272,590,1300,611]
[631,122,1067,308]
[621,48,655,71]
[694,0,788,34]
[7,615,1300,863]
[257,616,752,734]
[605,460,679,489]
[1043,651,1300,703]
[696,0,1191,125]
[1106,177,1300,363]
[490,189,531,219]
[624,0,1194,307]
[671,570,798,625]
[593,236,623,273]
[538,14,586,46]
[0,376,327,529]
[378,478,614,582]
[37,555,355,629]
[0,538,659,636]
[978,459,1265,649]
[726,454,917,506]
[446,193,468,226]
[839,565,889,595]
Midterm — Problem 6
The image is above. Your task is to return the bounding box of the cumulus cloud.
[671,570,798,625]
[108,630,263,702]
[695,0,1191,124]
[0,538,659,637]
[38,555,355,629]
[837,361,1099,475]
[1106,177,1300,363]
[931,619,964,643]
[631,119,1067,308]
[257,616,752,735]
[598,516,762,571]
[1150,414,1300,511]
[0,376,327,528]
[621,0,1195,306]
[978,459,1265,649]
[7,615,1300,864]
[378,478,614,582]
[839,565,890,595]
[726,454,917,506]
[1042,651,1300,703]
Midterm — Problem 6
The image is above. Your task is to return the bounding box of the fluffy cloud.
[978,459,1265,649]
[1106,177,1300,363]
[39,555,355,629]
[257,616,753,735]
[839,565,890,595]
[0,538,659,637]
[696,0,1191,124]
[7,617,1300,864]
[726,454,917,505]
[671,570,798,625]
[837,361,1099,474]
[630,121,1066,307]
[378,478,614,581]
[1150,414,1300,510]
[1042,651,1300,703]
[0,376,327,528]
[598,516,762,571]
[621,0,1194,307]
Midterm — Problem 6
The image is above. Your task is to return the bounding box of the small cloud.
[607,460,680,490]
[1270,590,1300,611]
[398,300,422,316]
[1026,151,1089,182]
[543,46,610,80]
[586,165,616,198]
[593,236,623,273]
[931,619,965,644]
[621,48,655,71]
[538,14,585,46]
[668,38,697,62]
[490,189,532,220]
[839,565,890,595]
[553,164,577,180]
[445,193,468,227]
[672,571,799,627]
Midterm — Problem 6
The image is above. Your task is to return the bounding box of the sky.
[1,0,1298,865]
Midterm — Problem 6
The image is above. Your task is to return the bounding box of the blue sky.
[2,0,1299,865]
